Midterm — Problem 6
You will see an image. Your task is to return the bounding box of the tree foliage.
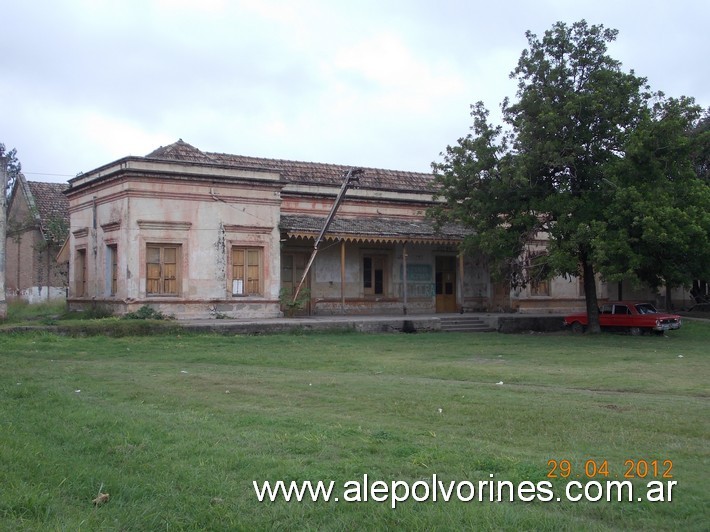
[690,112,710,183]
[0,143,22,196]
[593,97,710,302]
[432,20,653,332]
[1,143,23,319]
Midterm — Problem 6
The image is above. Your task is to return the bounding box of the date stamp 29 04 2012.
[547,459,673,480]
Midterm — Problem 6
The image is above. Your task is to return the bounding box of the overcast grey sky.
[3,0,709,183]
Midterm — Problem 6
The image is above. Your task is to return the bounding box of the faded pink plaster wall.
[66,168,283,319]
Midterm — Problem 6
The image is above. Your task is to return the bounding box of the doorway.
[435,256,457,313]
[281,252,311,316]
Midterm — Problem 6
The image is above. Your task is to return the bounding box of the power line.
[23,172,75,177]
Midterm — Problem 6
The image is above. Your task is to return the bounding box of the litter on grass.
[92,493,110,506]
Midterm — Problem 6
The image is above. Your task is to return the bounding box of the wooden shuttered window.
[528,252,551,297]
[232,247,262,296]
[75,248,87,297]
[108,244,118,296]
[146,245,180,296]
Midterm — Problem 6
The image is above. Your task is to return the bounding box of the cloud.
[2,0,708,180]
[81,113,170,160]
[155,0,228,12]
[330,33,466,112]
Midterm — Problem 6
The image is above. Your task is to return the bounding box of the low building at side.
[5,174,69,303]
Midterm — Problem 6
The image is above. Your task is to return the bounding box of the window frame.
[530,277,551,297]
[363,254,387,296]
[145,243,182,297]
[527,252,551,297]
[230,245,264,296]
[106,243,118,296]
[74,247,87,298]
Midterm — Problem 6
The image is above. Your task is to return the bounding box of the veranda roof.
[280,214,466,245]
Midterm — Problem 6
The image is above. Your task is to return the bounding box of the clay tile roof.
[26,180,70,240]
[146,140,436,193]
[280,214,466,244]
[145,139,217,164]
[210,153,435,192]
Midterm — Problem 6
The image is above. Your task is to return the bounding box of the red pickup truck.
[564,301,682,335]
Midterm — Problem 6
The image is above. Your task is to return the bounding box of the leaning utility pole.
[0,156,8,319]
[291,167,362,303]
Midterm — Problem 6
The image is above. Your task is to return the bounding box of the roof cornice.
[66,157,282,193]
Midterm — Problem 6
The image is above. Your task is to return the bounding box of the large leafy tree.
[691,112,710,183]
[593,98,710,307]
[432,21,649,332]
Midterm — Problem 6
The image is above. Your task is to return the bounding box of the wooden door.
[435,256,457,313]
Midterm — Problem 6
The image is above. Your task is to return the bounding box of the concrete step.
[439,316,495,333]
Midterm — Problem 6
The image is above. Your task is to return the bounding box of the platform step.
[439,316,495,333]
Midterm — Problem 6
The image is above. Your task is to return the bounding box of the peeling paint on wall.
[215,222,226,283]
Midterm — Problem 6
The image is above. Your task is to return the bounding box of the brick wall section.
[5,176,69,301]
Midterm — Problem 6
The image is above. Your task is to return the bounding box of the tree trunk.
[581,255,601,334]
[665,284,673,311]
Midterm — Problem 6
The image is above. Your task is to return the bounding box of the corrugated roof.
[146,139,436,193]
[280,214,466,244]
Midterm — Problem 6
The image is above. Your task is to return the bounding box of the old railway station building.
[64,140,591,319]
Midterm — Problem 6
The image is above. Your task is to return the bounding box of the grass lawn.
[1,323,708,530]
